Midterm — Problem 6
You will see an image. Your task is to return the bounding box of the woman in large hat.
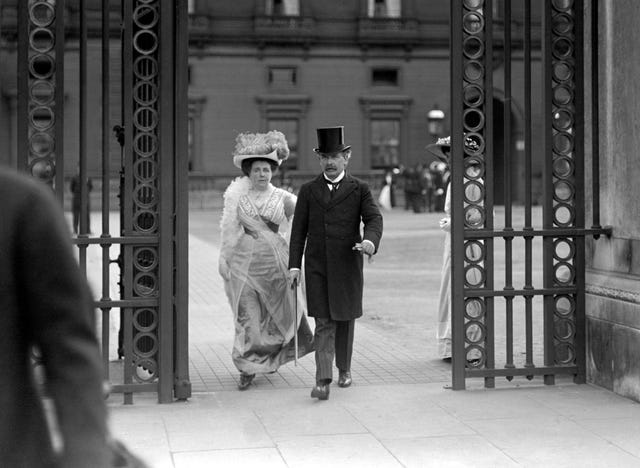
[426,136,482,362]
[219,130,314,390]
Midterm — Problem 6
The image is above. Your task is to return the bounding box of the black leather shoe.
[238,373,255,391]
[338,370,352,388]
[310,383,330,400]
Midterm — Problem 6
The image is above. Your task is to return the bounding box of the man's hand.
[218,258,230,281]
[289,269,300,288]
[353,241,375,263]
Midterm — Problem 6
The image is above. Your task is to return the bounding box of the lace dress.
[220,178,313,374]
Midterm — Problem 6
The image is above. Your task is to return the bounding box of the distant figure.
[0,166,110,467]
[218,130,314,391]
[70,171,93,234]
[289,126,383,400]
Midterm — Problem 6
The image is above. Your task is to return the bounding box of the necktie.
[328,181,339,198]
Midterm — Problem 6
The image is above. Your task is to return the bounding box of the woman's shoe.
[238,373,255,391]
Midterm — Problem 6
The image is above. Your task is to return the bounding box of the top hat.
[314,126,351,155]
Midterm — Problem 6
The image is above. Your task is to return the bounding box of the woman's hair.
[240,158,279,177]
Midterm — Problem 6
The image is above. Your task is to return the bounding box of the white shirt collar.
[324,171,345,184]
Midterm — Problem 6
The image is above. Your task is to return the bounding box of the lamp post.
[427,105,445,140]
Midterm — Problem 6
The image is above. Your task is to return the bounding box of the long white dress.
[436,184,453,358]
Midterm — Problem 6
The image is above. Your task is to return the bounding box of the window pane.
[370,120,400,169]
[268,119,298,170]
[267,0,300,16]
[368,0,401,18]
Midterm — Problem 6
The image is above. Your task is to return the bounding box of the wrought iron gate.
[16,0,190,403]
[449,0,610,389]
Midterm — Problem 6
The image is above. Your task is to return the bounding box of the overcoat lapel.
[328,175,357,207]
[309,174,357,208]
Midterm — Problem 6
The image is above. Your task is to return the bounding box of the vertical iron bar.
[173,0,192,400]
[503,0,514,375]
[573,0,586,384]
[17,0,28,172]
[523,0,534,372]
[101,0,113,379]
[78,0,88,273]
[123,307,133,405]
[55,0,65,202]
[483,0,495,389]
[450,0,465,390]
[158,0,176,403]
[590,0,601,233]
[542,1,555,386]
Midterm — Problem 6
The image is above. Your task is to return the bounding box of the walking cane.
[292,277,299,366]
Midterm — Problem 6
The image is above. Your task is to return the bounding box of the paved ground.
[101,201,640,467]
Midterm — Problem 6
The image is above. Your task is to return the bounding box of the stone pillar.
[585,0,640,402]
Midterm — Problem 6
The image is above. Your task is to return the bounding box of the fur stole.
[219,176,251,260]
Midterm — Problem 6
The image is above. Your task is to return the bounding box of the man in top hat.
[288,126,383,400]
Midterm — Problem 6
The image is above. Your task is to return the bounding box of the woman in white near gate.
[427,135,483,362]
[218,130,314,390]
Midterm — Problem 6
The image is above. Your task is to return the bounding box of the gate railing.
[16,0,190,404]
[450,0,611,390]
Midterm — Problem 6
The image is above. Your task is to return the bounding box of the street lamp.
[427,105,445,140]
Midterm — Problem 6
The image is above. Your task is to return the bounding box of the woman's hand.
[439,216,451,232]
[218,258,230,281]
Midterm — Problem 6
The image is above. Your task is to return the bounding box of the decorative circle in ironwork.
[464,240,484,263]
[465,345,485,368]
[463,0,484,9]
[465,298,485,319]
[464,205,485,229]
[554,317,575,341]
[464,264,485,287]
[552,13,574,35]
[552,37,574,60]
[463,84,484,108]
[133,81,158,106]
[553,156,574,178]
[463,36,484,60]
[133,107,158,132]
[554,261,575,285]
[134,183,158,208]
[553,132,573,155]
[133,56,158,80]
[464,158,484,179]
[464,180,484,204]
[133,30,159,55]
[553,180,574,202]
[133,358,157,383]
[133,332,158,358]
[133,271,158,296]
[463,12,484,34]
[554,295,575,317]
[133,132,158,157]
[553,62,573,82]
[30,158,54,180]
[465,322,485,344]
[29,132,54,156]
[30,2,55,27]
[553,203,574,226]
[133,4,159,29]
[463,108,485,132]
[553,238,575,261]
[134,159,157,181]
[463,61,484,83]
[133,308,158,333]
[134,210,158,232]
[464,133,485,156]
[30,27,55,54]
[29,106,55,130]
[134,247,158,272]
[30,80,55,105]
[552,0,574,12]
[553,86,573,106]
[554,343,575,365]
[552,109,573,131]
[29,54,55,79]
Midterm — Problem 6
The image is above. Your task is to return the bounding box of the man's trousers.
[313,317,355,384]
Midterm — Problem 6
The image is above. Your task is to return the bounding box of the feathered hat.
[425,135,481,163]
[232,130,290,168]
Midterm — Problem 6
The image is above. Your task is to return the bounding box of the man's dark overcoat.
[0,168,110,467]
[289,174,383,321]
